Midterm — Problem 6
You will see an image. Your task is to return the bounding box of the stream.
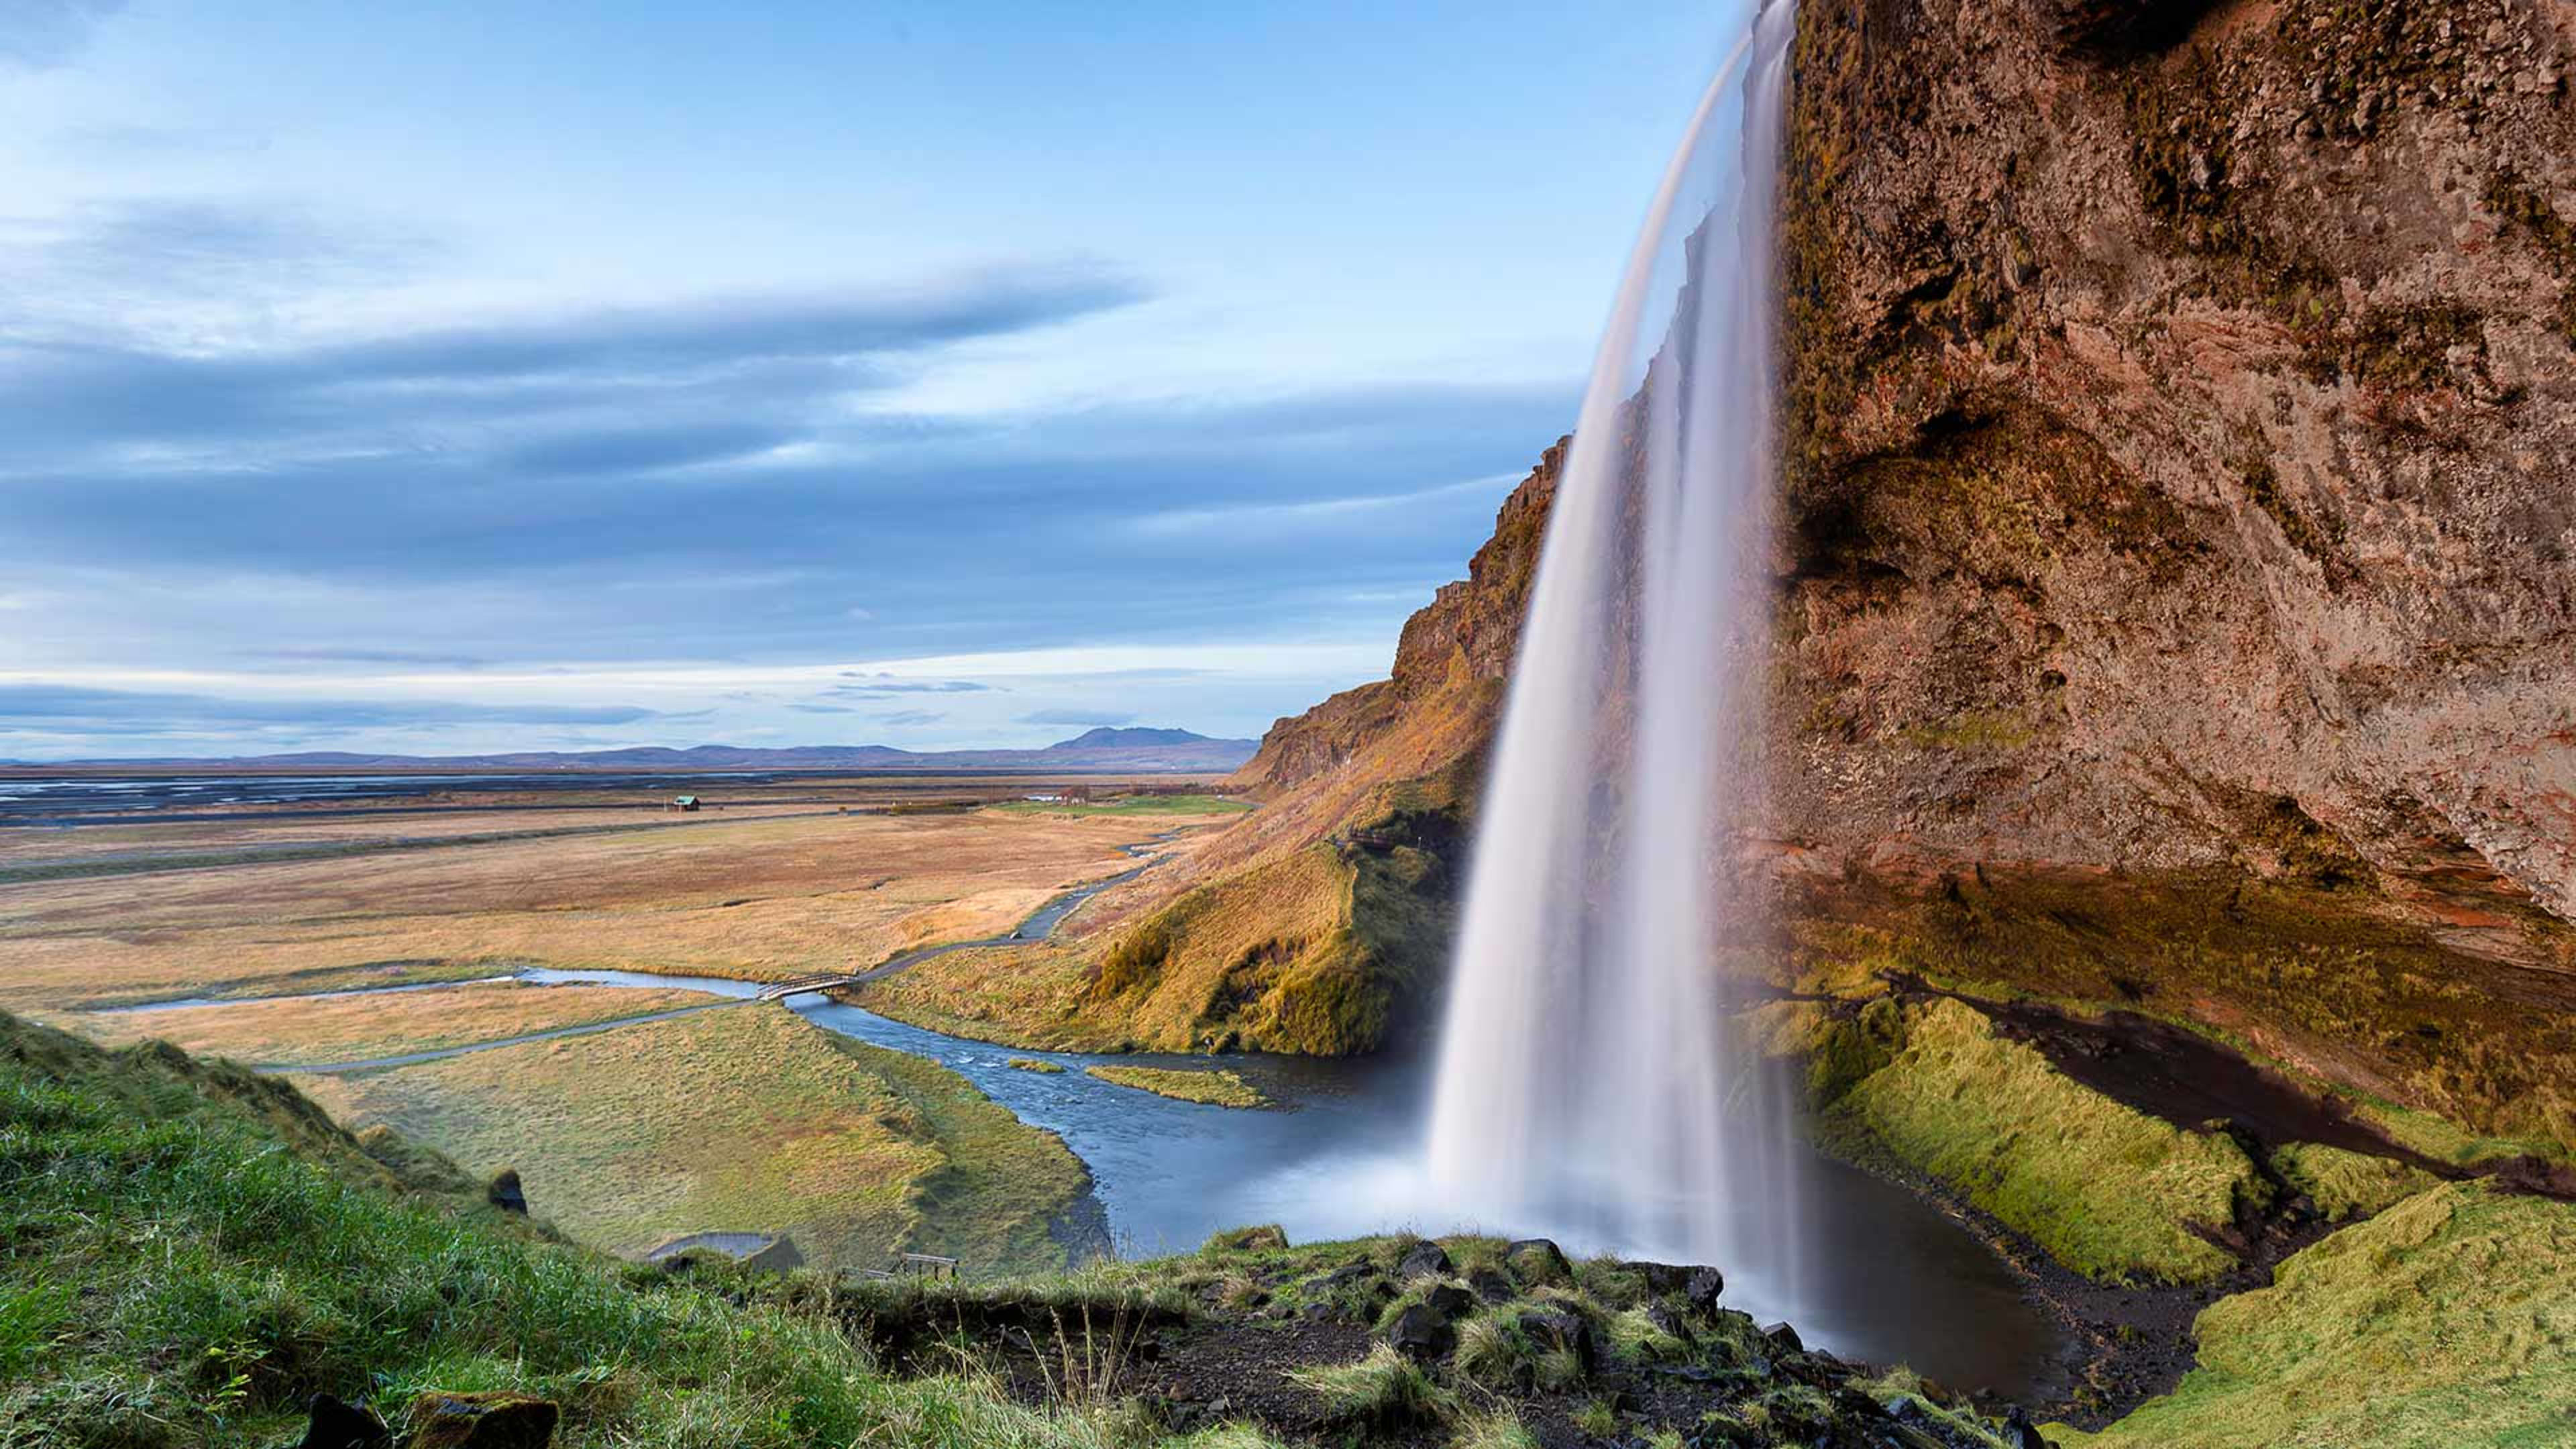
[86,840,2071,1399]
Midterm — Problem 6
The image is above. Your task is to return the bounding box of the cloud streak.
[0,684,659,736]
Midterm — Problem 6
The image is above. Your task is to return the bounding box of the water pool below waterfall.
[517,968,2067,1397]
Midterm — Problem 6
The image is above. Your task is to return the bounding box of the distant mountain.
[6,729,1259,777]
[1049,727,1218,749]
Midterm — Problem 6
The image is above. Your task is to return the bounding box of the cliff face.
[1087,0,2576,1142]
[1025,444,1563,1056]
[1768,0,2576,1146]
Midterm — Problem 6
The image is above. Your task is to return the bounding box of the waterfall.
[1424,0,1805,1294]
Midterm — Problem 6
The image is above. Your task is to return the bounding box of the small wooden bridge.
[753,974,866,1002]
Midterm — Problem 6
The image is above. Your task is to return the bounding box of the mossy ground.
[1789,870,2576,1159]
[297,1006,1090,1275]
[1799,997,2260,1284]
[1083,1065,1270,1110]
[2270,1141,2439,1222]
[2053,1182,2576,1448]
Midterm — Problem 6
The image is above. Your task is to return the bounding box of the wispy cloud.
[0,0,124,70]
[0,684,659,735]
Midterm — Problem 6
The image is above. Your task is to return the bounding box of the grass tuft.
[1288,1344,1455,1430]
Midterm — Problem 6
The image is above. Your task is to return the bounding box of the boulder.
[1682,1265,1725,1314]
[1758,1320,1805,1355]
[2004,1407,2056,1449]
[405,1392,557,1449]
[485,1170,527,1216]
[1422,1283,1474,1319]
[292,1394,390,1449]
[1468,1267,1514,1303]
[1631,1260,1689,1294]
[1396,1240,1452,1279]
[1503,1238,1571,1285]
[1385,1303,1456,1362]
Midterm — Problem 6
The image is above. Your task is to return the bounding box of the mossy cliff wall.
[1084,2,2576,1134]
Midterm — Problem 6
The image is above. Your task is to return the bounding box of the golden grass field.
[0,806,1189,1014]
[5,783,1246,1277]
[73,979,726,1067]
[296,1005,1093,1274]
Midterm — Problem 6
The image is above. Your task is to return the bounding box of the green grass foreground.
[0,1012,1137,1449]
[1083,1064,1271,1109]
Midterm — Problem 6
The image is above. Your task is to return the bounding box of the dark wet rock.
[1397,1240,1452,1279]
[1504,1238,1572,1285]
[1386,1303,1457,1362]
[1516,1306,1598,1373]
[2003,1407,2056,1448]
[485,1169,527,1216]
[1423,1282,1474,1318]
[1299,1301,1333,1324]
[1832,1387,1889,1421]
[292,1394,390,1449]
[1631,1260,1690,1294]
[1684,1265,1725,1313]
[1759,1320,1804,1354]
[2041,0,2218,56]
[405,1392,557,1449]
[1644,1300,1695,1344]
[1468,1267,1515,1303]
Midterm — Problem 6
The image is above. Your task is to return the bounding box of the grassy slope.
[1771,997,2263,1283]
[855,808,1456,1057]
[0,1011,1135,1449]
[296,1007,1089,1275]
[72,981,722,1066]
[2056,1181,2576,1448]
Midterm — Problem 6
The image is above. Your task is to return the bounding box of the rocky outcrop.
[1127,0,2576,1148]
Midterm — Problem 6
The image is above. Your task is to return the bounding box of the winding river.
[86,835,2069,1398]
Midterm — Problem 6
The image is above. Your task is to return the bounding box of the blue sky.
[0,0,1740,759]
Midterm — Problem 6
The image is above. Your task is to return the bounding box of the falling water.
[1425,0,1807,1297]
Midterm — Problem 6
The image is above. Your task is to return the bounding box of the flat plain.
[1,790,1205,1015]
[5,774,1246,1275]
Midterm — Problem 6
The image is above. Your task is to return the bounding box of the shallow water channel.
[89,849,2068,1398]
[496,965,2066,1397]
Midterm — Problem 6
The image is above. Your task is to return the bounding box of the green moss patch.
[2272,1142,2440,1222]
[2059,1183,2576,1448]
[1825,1000,2261,1283]
[1083,1064,1269,1110]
